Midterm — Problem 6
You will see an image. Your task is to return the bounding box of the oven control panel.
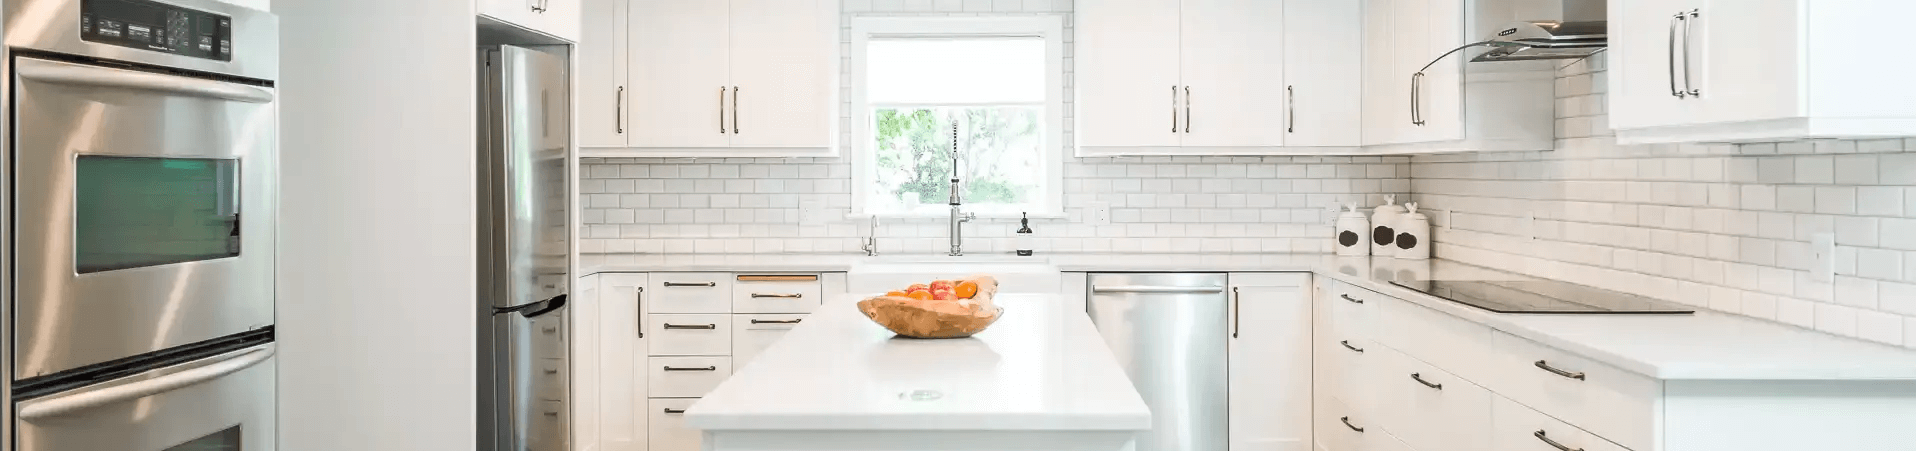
[80,0,231,61]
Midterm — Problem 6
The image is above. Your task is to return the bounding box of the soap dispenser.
[1016,213,1035,256]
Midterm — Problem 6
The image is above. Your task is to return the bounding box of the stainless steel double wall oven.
[4,0,279,450]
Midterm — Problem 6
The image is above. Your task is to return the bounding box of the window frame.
[849,16,1067,219]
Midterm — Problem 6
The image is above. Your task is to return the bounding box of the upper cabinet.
[1609,0,1916,144]
[480,0,583,42]
[1360,0,1555,153]
[1077,0,1363,156]
[578,0,838,157]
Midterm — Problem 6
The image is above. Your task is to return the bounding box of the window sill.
[853,211,1066,221]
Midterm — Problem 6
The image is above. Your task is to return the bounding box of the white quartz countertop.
[683,293,1153,431]
[585,253,1916,381]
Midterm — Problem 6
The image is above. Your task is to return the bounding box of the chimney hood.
[1469,20,1607,62]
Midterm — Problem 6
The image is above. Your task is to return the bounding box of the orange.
[907,290,934,301]
[954,281,979,299]
[886,291,909,297]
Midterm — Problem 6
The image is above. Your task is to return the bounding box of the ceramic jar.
[1395,202,1430,260]
[1334,203,1370,256]
[1370,195,1406,256]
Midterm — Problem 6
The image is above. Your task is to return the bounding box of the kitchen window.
[850,16,1066,217]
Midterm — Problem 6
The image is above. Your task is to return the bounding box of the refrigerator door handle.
[18,344,275,420]
[497,294,568,318]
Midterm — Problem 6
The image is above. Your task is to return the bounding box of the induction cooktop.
[1388,280,1696,314]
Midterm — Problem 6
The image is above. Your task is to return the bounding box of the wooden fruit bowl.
[856,275,1002,339]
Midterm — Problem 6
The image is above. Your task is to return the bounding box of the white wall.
[216,0,269,11]
[276,0,478,450]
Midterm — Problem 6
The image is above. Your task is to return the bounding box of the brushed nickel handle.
[1683,9,1700,97]
[1410,373,1443,390]
[615,86,625,134]
[751,318,802,325]
[1410,73,1424,126]
[635,287,645,339]
[1092,285,1226,294]
[662,323,717,330]
[1535,431,1582,451]
[732,86,740,134]
[719,86,728,133]
[751,293,803,299]
[1340,340,1365,353]
[663,282,717,288]
[1183,86,1192,133]
[1535,360,1587,380]
[1286,85,1295,133]
[1669,13,1684,98]
[1231,287,1241,339]
[529,0,544,13]
[1340,293,1364,304]
[663,408,686,414]
[663,366,717,372]
[1340,416,1365,433]
[1171,85,1179,133]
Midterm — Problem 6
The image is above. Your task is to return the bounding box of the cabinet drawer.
[732,274,822,314]
[1325,281,1379,341]
[536,358,567,401]
[649,273,734,314]
[1316,396,1376,451]
[1487,331,1659,451]
[647,314,732,356]
[530,312,567,356]
[1316,323,1376,409]
[1378,295,1497,384]
[1492,395,1631,451]
[1375,346,1491,451]
[733,314,804,369]
[648,398,700,451]
[648,356,733,398]
[529,399,568,451]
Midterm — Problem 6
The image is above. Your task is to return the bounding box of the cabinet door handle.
[1230,287,1240,339]
[635,287,645,339]
[1410,73,1424,126]
[615,86,625,134]
[751,293,803,299]
[719,86,728,133]
[1668,13,1684,98]
[1410,373,1443,390]
[751,318,802,325]
[1340,293,1364,304]
[1682,9,1700,97]
[1340,416,1365,433]
[1286,85,1295,133]
[1340,340,1365,353]
[1534,431,1583,451]
[1183,86,1192,133]
[529,0,544,12]
[1171,85,1179,133]
[662,323,717,330]
[732,86,740,134]
[663,408,686,414]
[663,281,717,288]
[1534,360,1587,380]
[663,366,718,372]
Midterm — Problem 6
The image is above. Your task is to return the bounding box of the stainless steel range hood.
[1469,0,1607,62]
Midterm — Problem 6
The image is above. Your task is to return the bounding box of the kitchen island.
[682,292,1151,451]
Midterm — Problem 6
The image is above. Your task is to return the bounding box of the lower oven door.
[13,343,275,451]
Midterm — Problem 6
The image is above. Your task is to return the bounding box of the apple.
[932,291,957,301]
[929,280,955,292]
[907,283,929,292]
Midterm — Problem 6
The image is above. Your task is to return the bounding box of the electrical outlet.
[1522,213,1537,240]
[1089,202,1112,226]
[800,200,826,226]
[1811,232,1836,282]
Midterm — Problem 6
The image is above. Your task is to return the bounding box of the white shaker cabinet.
[578,0,837,157]
[594,274,648,451]
[1227,273,1313,451]
[1077,0,1361,155]
[479,0,582,42]
[1609,0,1916,143]
[1360,0,1554,153]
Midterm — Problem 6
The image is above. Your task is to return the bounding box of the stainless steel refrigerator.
[477,45,572,451]
[1086,273,1231,451]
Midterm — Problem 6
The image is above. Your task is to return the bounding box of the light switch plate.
[1811,232,1836,282]
[1089,202,1112,226]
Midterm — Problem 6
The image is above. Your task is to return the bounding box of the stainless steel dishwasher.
[1086,273,1229,451]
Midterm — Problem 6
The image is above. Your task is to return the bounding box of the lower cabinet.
[1227,273,1313,451]
[648,398,701,451]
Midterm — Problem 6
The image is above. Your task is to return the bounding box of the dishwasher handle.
[1091,285,1227,294]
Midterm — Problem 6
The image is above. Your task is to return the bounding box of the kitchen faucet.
[948,120,976,256]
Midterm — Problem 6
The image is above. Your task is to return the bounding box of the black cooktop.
[1388,280,1696,314]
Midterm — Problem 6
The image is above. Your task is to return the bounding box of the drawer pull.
[737,274,818,282]
[1340,416,1365,433]
[751,293,804,299]
[663,323,718,330]
[1340,340,1365,353]
[1410,373,1443,390]
[663,408,686,414]
[1534,430,1582,451]
[751,318,803,325]
[543,367,560,374]
[663,366,718,372]
[1534,360,1587,380]
[1340,294,1364,304]
[663,282,717,288]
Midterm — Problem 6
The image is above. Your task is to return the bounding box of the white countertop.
[682,293,1153,431]
[585,252,1916,381]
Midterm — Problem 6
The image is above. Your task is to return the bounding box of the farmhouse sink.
[847,255,1060,294]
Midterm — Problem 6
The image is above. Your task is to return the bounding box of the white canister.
[1334,203,1370,256]
[1370,195,1406,256]
[1395,202,1431,260]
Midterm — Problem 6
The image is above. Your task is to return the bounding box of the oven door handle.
[15,58,276,104]
[17,344,276,420]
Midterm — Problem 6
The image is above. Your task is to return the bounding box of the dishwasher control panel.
[81,0,232,61]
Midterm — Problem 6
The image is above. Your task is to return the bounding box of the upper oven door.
[12,56,277,379]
